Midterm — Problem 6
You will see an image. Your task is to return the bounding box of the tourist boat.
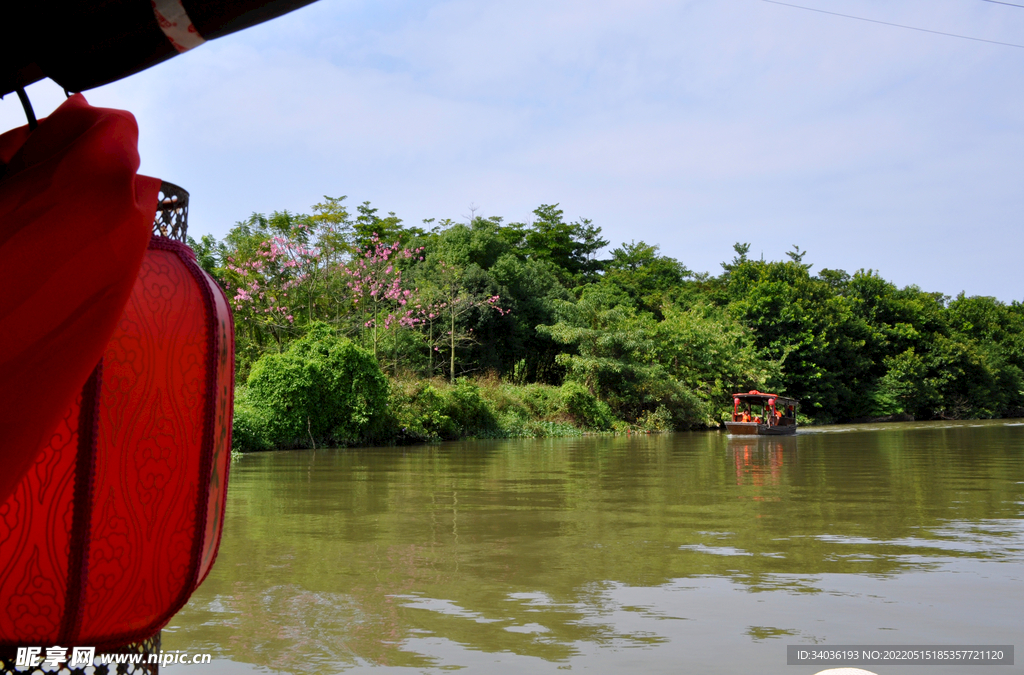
[725,390,799,436]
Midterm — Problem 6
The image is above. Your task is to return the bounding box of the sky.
[4,0,1023,300]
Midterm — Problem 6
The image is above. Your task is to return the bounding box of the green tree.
[429,260,508,383]
[602,241,689,317]
[352,201,422,252]
[487,253,571,383]
[186,233,226,281]
[523,204,608,284]
[429,216,512,270]
[845,271,948,418]
[538,285,706,428]
[654,303,778,420]
[724,256,870,422]
[245,323,389,446]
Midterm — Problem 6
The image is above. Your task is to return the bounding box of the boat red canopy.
[731,390,799,407]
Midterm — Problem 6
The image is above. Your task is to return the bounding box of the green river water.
[163,419,1024,674]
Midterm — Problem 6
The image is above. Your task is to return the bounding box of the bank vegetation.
[187,197,1024,451]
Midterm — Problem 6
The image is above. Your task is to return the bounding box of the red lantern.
[0,103,233,649]
[1,0,322,657]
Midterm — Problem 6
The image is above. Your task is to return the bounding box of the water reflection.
[730,437,792,488]
[164,420,1024,674]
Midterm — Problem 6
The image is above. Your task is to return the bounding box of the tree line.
[189,196,1024,440]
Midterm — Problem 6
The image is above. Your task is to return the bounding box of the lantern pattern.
[0,190,234,649]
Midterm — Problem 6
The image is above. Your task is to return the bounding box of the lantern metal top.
[153,181,189,242]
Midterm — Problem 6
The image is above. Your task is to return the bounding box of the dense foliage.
[189,196,1024,450]
[239,323,389,449]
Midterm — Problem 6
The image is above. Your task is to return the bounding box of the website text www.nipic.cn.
[16,645,213,669]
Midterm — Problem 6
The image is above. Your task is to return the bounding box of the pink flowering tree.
[343,234,424,365]
[224,224,324,356]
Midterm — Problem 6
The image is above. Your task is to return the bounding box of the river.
[163,419,1024,674]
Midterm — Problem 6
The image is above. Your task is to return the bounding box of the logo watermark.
[16,645,212,668]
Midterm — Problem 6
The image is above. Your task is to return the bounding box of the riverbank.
[232,376,1021,453]
[227,319,1020,454]
[229,324,688,453]
[231,374,666,452]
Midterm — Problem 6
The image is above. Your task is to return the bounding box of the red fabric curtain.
[0,95,234,647]
[0,94,158,505]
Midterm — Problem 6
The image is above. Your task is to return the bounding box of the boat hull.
[725,422,796,436]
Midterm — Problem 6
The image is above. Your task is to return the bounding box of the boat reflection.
[729,436,797,487]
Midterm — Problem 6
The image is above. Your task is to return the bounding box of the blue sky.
[5,0,1023,300]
